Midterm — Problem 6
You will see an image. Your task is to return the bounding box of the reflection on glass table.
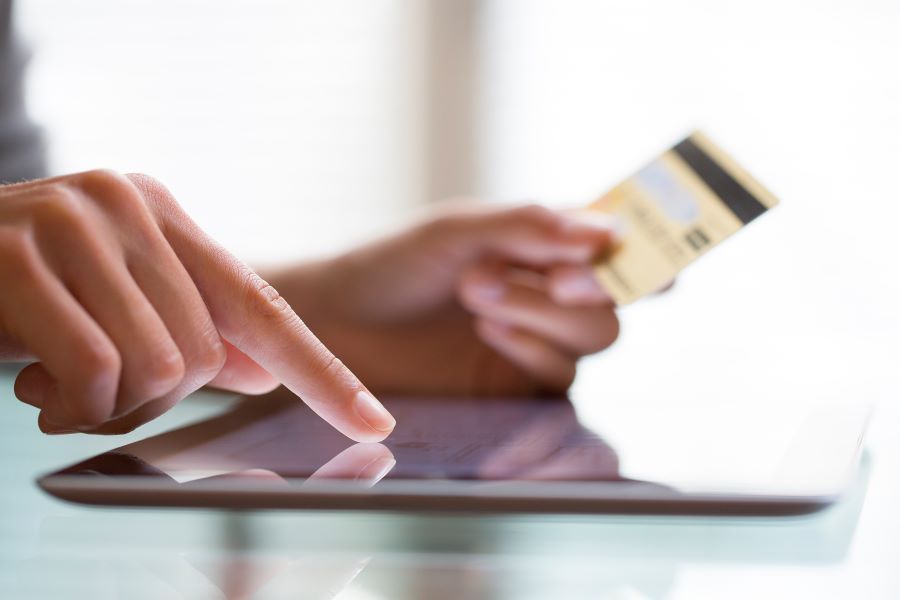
[12,459,870,600]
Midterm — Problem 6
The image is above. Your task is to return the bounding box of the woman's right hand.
[0,170,395,440]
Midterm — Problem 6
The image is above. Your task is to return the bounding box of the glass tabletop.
[1,365,898,599]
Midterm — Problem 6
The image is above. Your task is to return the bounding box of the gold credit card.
[588,131,779,304]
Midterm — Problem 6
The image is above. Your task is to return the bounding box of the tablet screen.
[50,389,866,500]
[57,395,622,482]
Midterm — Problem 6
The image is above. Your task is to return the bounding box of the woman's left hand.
[268,203,621,396]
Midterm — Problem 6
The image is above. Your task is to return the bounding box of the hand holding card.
[587,131,779,304]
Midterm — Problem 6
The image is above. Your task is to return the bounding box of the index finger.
[128,174,395,442]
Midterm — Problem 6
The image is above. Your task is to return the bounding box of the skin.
[266,202,620,396]
[0,171,620,439]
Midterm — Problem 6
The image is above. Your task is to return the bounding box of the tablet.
[38,388,868,516]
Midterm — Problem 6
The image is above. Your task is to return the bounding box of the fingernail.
[358,456,396,482]
[468,279,505,302]
[559,273,605,298]
[353,391,396,433]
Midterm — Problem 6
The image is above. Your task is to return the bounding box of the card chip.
[684,227,711,251]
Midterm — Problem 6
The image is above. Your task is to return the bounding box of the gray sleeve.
[0,0,47,183]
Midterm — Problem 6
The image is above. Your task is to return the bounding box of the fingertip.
[558,211,626,255]
[37,412,76,435]
[351,391,396,441]
[561,209,625,235]
[14,363,47,408]
[360,455,397,482]
[16,365,93,428]
[534,215,618,264]
[508,203,563,229]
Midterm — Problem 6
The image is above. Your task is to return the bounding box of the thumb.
[432,203,619,268]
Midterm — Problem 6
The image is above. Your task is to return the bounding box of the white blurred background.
[15,0,900,413]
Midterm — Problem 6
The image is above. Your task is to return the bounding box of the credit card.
[587,131,779,304]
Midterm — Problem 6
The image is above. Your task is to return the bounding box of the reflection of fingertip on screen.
[38,390,868,515]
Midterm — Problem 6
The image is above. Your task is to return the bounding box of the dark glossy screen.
[57,392,626,486]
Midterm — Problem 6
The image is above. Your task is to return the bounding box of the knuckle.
[66,344,120,427]
[189,334,228,380]
[311,351,352,385]
[35,184,87,225]
[196,342,227,378]
[74,169,148,215]
[72,168,127,191]
[0,227,35,267]
[0,233,49,309]
[134,347,186,399]
[123,172,179,218]
[244,271,296,326]
[318,353,344,378]
[513,203,556,225]
[79,344,121,391]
